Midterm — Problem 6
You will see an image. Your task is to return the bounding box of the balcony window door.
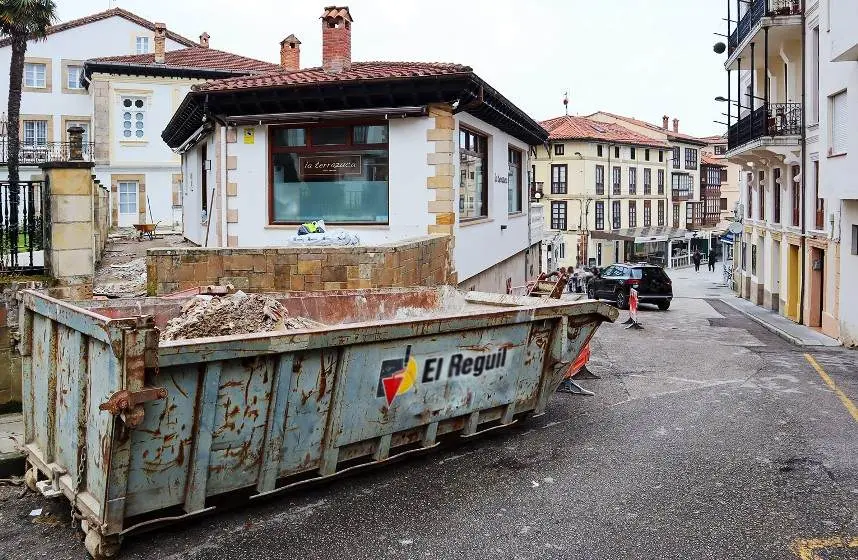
[595,201,604,230]
[612,166,621,195]
[118,181,139,227]
[657,169,665,195]
[551,164,568,194]
[22,120,47,146]
[758,171,766,221]
[658,200,665,226]
[628,201,637,228]
[643,200,651,227]
[595,165,605,195]
[791,166,801,227]
[612,200,621,230]
[551,201,567,230]
[673,203,680,228]
[643,168,651,194]
[629,167,637,195]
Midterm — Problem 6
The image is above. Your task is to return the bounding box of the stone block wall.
[147,235,453,296]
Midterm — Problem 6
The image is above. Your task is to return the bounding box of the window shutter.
[831,91,848,155]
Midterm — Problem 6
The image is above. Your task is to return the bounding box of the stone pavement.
[668,265,841,347]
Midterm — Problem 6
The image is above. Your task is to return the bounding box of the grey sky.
[62,0,727,138]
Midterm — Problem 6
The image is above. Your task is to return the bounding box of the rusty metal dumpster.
[18,286,616,558]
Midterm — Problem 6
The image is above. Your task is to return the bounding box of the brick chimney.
[199,32,210,48]
[662,115,669,130]
[673,118,680,133]
[280,34,301,71]
[154,22,166,64]
[321,6,353,73]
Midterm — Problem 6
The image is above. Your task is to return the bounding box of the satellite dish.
[714,42,727,54]
[728,222,744,234]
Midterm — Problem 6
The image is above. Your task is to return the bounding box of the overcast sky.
[61,0,728,137]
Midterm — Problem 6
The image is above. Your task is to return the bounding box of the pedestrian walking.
[692,249,702,272]
[708,251,717,272]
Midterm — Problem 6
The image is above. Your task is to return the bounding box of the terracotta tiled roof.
[90,47,281,74]
[701,154,726,167]
[701,134,727,143]
[539,115,669,148]
[321,6,354,22]
[0,7,197,48]
[586,111,709,145]
[193,61,473,92]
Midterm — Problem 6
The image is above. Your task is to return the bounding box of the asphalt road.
[0,282,856,559]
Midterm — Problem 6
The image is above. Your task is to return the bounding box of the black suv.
[585,263,673,310]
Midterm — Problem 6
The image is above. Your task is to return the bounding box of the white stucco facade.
[179,110,537,292]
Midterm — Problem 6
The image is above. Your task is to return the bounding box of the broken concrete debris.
[160,291,322,341]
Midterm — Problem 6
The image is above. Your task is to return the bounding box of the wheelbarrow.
[133,222,160,241]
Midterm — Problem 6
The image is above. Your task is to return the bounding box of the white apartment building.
[83,26,281,229]
[722,0,857,345]
[0,8,196,178]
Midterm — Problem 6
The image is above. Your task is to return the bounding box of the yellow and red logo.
[377,345,418,405]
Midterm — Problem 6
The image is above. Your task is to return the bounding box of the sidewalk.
[0,412,24,477]
[669,265,840,347]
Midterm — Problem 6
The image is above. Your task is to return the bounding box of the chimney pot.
[199,32,210,48]
[321,6,353,73]
[662,115,669,130]
[673,118,679,133]
[280,34,301,71]
[154,22,166,64]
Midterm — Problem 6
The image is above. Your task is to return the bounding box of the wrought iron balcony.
[727,102,802,152]
[728,0,803,56]
[0,139,95,166]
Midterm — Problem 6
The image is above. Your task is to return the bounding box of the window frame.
[684,147,698,170]
[551,164,568,194]
[672,146,681,169]
[22,119,48,146]
[597,145,603,157]
[595,201,605,230]
[61,59,85,94]
[614,146,620,159]
[550,200,567,230]
[119,95,148,142]
[630,147,636,160]
[612,200,621,230]
[508,146,524,215]
[554,143,565,156]
[612,166,621,195]
[657,169,665,195]
[829,90,848,157]
[672,203,680,228]
[791,165,801,226]
[714,145,726,155]
[595,164,605,196]
[629,167,637,195]
[628,200,637,228]
[643,200,651,227]
[268,120,392,225]
[136,36,150,54]
[118,181,139,215]
[643,167,652,194]
[658,200,665,226]
[23,59,50,92]
[644,149,650,161]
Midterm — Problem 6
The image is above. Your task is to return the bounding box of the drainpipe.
[798,0,807,324]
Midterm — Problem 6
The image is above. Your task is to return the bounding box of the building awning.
[590,227,690,243]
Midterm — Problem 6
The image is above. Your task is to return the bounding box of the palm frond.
[0,0,57,39]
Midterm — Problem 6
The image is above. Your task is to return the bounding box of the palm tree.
[0,0,56,266]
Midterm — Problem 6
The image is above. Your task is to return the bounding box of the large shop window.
[269,123,390,224]
[460,127,489,220]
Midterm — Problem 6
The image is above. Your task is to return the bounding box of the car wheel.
[657,300,671,311]
[586,284,596,300]
[615,290,629,310]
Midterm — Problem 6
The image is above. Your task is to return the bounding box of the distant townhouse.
[701,134,741,226]
[532,115,671,269]
[0,8,197,177]
[161,6,547,294]
[720,0,858,345]
[83,25,281,228]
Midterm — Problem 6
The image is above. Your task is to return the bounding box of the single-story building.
[161,6,548,292]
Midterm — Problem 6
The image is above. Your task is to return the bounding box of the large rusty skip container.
[18,286,617,558]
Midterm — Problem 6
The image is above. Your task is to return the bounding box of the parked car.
[585,263,673,310]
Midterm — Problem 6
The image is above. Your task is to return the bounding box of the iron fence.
[0,180,45,272]
[728,0,802,55]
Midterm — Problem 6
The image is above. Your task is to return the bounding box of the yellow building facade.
[533,116,671,270]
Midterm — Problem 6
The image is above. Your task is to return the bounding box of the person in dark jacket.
[692,250,702,272]
[708,251,717,272]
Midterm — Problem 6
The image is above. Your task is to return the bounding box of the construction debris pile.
[160,291,321,341]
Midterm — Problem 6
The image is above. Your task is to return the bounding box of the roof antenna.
[563,90,569,116]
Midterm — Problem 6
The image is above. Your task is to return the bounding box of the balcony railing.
[728,0,802,56]
[672,188,692,202]
[727,102,802,151]
[0,139,95,166]
[0,180,45,272]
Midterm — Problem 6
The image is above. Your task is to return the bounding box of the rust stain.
[176,441,185,466]
[219,380,243,390]
[172,372,189,399]
[461,344,489,352]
